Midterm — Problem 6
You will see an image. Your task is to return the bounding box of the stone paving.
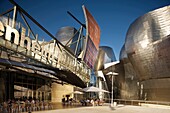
[31,105,170,113]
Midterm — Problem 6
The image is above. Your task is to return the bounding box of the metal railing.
[0,1,91,83]
[113,99,170,106]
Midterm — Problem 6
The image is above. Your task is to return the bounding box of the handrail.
[113,99,170,106]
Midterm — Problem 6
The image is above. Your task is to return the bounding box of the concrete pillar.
[51,83,73,102]
[98,78,104,100]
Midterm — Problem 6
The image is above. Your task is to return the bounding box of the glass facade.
[0,71,52,102]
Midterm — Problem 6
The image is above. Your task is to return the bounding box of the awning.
[0,58,86,88]
[0,58,56,75]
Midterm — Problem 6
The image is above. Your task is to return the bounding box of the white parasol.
[82,86,109,93]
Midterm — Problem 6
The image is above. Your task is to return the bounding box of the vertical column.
[51,83,73,102]
[98,77,103,100]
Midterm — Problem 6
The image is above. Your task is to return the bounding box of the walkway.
[29,105,170,113]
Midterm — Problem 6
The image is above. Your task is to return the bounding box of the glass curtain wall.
[0,71,52,102]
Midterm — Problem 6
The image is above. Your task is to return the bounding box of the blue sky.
[1,0,170,60]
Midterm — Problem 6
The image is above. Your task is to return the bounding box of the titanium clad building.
[119,45,139,100]
[121,5,170,101]
[94,46,116,71]
[55,26,82,57]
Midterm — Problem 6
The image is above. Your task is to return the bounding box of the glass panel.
[14,74,52,101]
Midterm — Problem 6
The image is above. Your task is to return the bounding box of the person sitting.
[90,99,95,106]
[62,97,66,106]
[80,99,87,106]
[69,98,73,105]
[3,101,8,112]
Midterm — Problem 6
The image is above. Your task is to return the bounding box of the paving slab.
[30,105,170,113]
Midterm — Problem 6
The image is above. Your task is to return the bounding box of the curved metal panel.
[122,5,170,101]
[125,5,170,80]
[119,45,139,99]
[56,26,75,45]
[55,26,81,56]
[94,46,116,71]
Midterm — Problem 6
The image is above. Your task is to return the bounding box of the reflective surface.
[125,6,170,80]
[94,46,116,100]
[120,5,170,101]
[94,46,116,71]
[119,45,139,99]
[55,26,82,56]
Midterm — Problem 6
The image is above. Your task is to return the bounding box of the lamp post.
[106,72,118,107]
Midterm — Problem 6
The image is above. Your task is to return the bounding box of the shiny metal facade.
[55,26,82,56]
[94,46,117,100]
[119,45,139,99]
[125,6,170,80]
[120,5,170,101]
[94,46,116,71]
